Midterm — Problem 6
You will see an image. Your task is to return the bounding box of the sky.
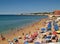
[0,0,60,14]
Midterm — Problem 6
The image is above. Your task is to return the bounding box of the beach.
[0,17,48,44]
[0,15,60,44]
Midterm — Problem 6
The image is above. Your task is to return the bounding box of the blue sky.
[0,0,60,14]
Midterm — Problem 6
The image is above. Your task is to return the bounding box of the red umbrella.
[52,31,57,35]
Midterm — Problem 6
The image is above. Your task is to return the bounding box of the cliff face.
[54,10,60,15]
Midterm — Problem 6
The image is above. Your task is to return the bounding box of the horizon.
[0,0,60,14]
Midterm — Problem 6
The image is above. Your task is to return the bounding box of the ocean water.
[0,15,48,33]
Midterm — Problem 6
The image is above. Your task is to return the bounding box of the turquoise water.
[0,15,48,33]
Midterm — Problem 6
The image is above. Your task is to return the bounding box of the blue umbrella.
[53,21,59,31]
[54,24,59,31]
[47,22,51,29]
[41,28,46,32]
[45,35,51,39]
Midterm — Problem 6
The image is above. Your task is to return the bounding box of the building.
[54,10,60,16]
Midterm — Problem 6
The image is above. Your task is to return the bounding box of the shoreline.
[0,16,48,35]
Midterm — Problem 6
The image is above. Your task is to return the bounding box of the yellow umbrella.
[56,30,60,33]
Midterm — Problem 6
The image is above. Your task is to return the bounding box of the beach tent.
[47,22,52,31]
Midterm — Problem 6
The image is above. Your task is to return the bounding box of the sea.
[0,15,48,34]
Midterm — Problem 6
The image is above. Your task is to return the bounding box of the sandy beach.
[0,17,48,44]
[0,15,60,44]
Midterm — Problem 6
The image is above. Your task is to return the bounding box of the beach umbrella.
[47,22,52,31]
[56,30,60,34]
[41,28,46,33]
[31,34,35,40]
[53,21,59,31]
[45,35,51,39]
[54,24,59,31]
[33,32,38,37]
[52,31,57,35]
